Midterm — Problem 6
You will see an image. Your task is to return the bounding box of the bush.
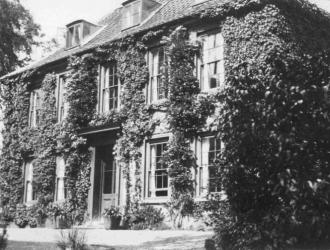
[215,50,330,249]
[56,228,88,250]
[127,205,165,230]
[0,227,7,250]
[14,204,29,228]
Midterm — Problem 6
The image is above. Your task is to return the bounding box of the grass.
[7,241,114,250]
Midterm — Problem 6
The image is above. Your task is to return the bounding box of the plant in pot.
[103,206,121,230]
[28,217,38,228]
[14,204,29,228]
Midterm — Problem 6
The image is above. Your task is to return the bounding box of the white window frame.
[98,63,120,113]
[148,47,167,103]
[197,136,224,197]
[122,0,141,30]
[146,140,169,198]
[198,32,225,92]
[29,89,41,127]
[55,157,67,202]
[57,74,68,122]
[24,161,36,203]
[66,23,83,48]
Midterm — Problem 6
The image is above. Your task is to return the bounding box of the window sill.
[25,200,38,207]
[142,197,169,205]
[200,86,224,95]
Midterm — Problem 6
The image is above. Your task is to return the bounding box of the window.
[29,90,41,127]
[123,0,141,29]
[25,161,37,203]
[57,75,68,122]
[55,157,67,201]
[66,24,82,48]
[199,33,225,91]
[198,137,223,195]
[148,142,168,198]
[99,64,119,113]
[149,47,167,102]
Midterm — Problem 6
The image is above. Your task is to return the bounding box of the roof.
[2,0,329,79]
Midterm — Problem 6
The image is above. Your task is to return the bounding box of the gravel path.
[6,228,213,249]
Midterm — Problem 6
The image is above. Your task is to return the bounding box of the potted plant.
[103,206,121,230]
[28,217,38,228]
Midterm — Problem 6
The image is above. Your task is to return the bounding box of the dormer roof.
[2,0,330,79]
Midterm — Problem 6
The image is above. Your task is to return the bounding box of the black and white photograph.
[1,0,330,249]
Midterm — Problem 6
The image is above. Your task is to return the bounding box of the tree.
[0,0,40,76]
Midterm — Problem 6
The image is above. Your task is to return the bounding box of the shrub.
[127,205,165,230]
[0,227,7,250]
[102,206,121,218]
[215,50,330,249]
[14,204,28,228]
[56,228,88,250]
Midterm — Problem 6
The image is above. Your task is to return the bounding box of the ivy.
[163,27,215,228]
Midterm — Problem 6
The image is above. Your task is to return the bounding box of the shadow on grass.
[7,235,208,250]
[7,241,115,250]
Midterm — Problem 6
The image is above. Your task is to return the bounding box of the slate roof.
[2,0,226,78]
[2,0,329,78]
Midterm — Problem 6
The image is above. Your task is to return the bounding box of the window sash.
[148,142,168,197]
[25,162,36,202]
[149,48,167,102]
[58,75,68,122]
[200,137,222,194]
[200,32,225,91]
[100,64,119,113]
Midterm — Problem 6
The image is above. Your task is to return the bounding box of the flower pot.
[104,216,121,230]
[55,215,69,229]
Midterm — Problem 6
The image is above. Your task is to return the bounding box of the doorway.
[92,145,119,218]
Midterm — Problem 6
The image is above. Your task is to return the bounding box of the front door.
[92,145,118,218]
[101,157,117,212]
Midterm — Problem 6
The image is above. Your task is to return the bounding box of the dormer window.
[66,24,82,48]
[66,20,100,49]
[122,0,160,30]
[123,0,141,29]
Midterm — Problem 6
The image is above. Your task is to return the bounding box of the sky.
[21,0,330,42]
[21,0,122,40]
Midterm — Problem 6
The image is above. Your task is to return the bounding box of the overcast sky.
[21,0,330,40]
[20,0,330,60]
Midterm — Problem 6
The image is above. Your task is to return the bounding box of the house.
[0,0,330,225]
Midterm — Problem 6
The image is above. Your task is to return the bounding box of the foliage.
[0,227,7,250]
[127,205,165,230]
[0,75,30,208]
[14,204,29,228]
[216,43,330,249]
[57,229,88,250]
[163,27,215,227]
[103,206,121,218]
[0,0,40,76]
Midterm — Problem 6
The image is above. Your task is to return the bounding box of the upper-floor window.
[99,64,120,113]
[198,137,223,195]
[29,90,41,127]
[57,75,68,122]
[24,161,37,203]
[149,47,167,103]
[199,32,225,91]
[147,141,168,198]
[123,0,141,29]
[66,24,82,48]
[55,157,67,202]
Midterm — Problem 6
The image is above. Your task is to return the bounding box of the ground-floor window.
[24,161,37,203]
[55,157,67,201]
[147,141,168,198]
[198,136,223,196]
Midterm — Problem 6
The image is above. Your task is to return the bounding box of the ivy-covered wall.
[0,0,329,229]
